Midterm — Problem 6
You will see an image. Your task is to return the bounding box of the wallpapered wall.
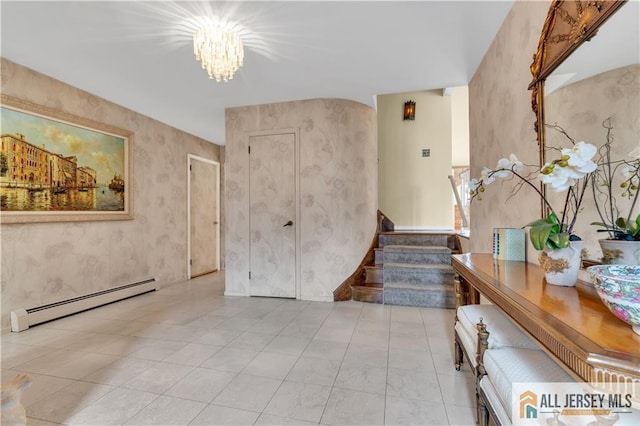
[0,59,221,329]
[225,99,377,301]
[468,0,550,257]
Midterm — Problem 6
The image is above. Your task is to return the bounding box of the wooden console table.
[452,253,640,384]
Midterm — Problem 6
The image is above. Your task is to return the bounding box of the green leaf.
[615,217,627,229]
[524,215,567,250]
[547,234,560,249]
[529,222,556,251]
[547,232,570,249]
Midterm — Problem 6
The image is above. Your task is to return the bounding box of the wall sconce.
[403,100,416,120]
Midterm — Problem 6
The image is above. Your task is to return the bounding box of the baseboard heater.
[10,278,157,332]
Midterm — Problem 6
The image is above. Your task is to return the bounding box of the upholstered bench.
[454,304,540,373]
[479,347,574,426]
[454,304,545,424]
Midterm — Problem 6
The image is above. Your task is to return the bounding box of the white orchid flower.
[480,167,496,184]
[494,154,524,177]
[539,163,576,192]
[562,141,597,173]
[566,141,597,161]
[553,177,576,192]
[563,163,592,179]
[492,167,511,179]
[469,178,480,192]
[509,154,524,172]
[571,159,597,174]
[544,173,576,192]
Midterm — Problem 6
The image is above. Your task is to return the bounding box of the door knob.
[283,220,293,227]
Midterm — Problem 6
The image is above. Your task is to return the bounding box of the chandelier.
[193,21,244,82]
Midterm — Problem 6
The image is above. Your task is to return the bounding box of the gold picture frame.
[1,95,133,223]
[528,0,626,217]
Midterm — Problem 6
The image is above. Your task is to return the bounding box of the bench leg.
[454,336,464,371]
[478,393,489,426]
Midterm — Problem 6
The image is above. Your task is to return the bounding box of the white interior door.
[249,131,296,298]
[188,155,220,278]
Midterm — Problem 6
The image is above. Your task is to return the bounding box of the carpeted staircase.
[351,232,456,308]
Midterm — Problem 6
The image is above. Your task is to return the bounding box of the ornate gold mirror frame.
[528,0,627,213]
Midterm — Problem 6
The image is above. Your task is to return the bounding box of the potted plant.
[590,119,640,264]
[469,140,597,286]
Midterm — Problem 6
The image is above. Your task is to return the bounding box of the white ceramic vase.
[539,241,585,287]
[598,239,640,265]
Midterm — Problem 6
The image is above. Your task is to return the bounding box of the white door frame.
[187,154,220,279]
[248,128,301,299]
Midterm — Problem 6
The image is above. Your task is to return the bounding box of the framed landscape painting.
[0,95,133,223]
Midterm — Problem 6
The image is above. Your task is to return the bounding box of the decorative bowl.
[586,265,640,335]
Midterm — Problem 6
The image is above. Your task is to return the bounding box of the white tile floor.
[1,272,476,425]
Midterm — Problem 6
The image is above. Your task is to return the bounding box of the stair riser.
[383,252,451,265]
[384,288,455,308]
[352,287,383,304]
[365,268,383,283]
[374,250,384,265]
[379,234,448,247]
[383,270,454,285]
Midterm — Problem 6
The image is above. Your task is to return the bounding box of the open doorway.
[187,154,220,279]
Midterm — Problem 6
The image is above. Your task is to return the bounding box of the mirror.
[530,0,640,263]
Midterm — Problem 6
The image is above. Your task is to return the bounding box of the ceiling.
[1,1,515,145]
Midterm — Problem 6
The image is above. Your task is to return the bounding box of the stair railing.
[448,174,469,229]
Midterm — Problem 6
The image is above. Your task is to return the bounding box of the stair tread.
[385,282,455,290]
[384,263,453,271]
[379,233,449,242]
[379,232,451,235]
[383,245,451,252]
[364,265,383,270]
